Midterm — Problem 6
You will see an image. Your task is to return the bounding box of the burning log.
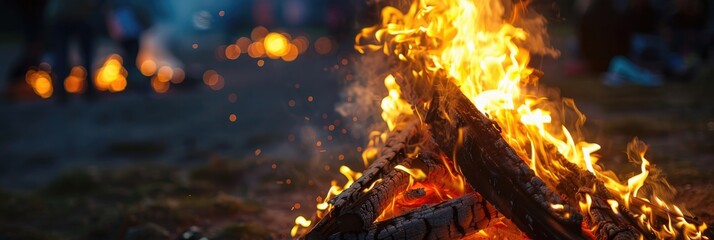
[550,142,707,239]
[576,188,640,240]
[328,192,501,240]
[533,143,642,239]
[306,119,423,239]
[421,84,588,239]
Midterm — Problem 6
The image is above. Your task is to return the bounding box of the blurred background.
[0,0,712,239]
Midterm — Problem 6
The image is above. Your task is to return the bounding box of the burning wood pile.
[292,0,709,239]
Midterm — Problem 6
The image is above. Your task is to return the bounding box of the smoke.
[502,0,561,57]
[335,52,392,139]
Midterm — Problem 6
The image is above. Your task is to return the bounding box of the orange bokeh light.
[64,66,86,94]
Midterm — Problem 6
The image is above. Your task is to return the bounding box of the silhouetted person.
[670,0,709,58]
[105,0,152,92]
[6,0,48,87]
[46,0,100,102]
[578,0,631,73]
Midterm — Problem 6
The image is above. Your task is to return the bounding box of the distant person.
[105,0,153,93]
[603,0,710,86]
[669,0,709,61]
[46,0,100,102]
[578,0,631,73]
[603,0,667,86]
[6,0,48,89]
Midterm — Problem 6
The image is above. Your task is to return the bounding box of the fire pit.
[292,0,709,239]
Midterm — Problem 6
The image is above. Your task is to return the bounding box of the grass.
[0,161,272,240]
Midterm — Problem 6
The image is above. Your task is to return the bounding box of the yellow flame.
[363,178,383,193]
[579,193,593,215]
[395,165,426,181]
[607,199,620,215]
[380,74,413,131]
[291,215,312,237]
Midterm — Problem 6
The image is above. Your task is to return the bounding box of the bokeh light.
[314,37,333,55]
[236,37,252,52]
[64,66,86,94]
[171,68,185,84]
[151,76,170,93]
[203,70,224,91]
[140,59,157,76]
[225,44,241,60]
[95,54,127,93]
[264,32,290,59]
[292,36,310,54]
[251,26,269,41]
[25,68,53,98]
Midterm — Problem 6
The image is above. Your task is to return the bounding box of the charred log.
[328,193,501,240]
[422,83,587,239]
[576,188,640,240]
[306,119,422,239]
[551,142,707,239]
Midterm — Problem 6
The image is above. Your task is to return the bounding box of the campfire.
[292,0,708,239]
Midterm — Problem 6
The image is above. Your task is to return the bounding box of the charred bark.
[306,120,422,239]
[543,144,641,239]
[423,84,587,240]
[328,193,501,240]
[551,142,705,240]
[576,188,640,240]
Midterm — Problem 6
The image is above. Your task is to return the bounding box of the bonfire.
[292,0,708,239]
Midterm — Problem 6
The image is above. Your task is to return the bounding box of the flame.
[291,165,363,237]
[607,199,620,215]
[381,74,413,131]
[317,166,362,218]
[291,216,312,237]
[395,165,426,181]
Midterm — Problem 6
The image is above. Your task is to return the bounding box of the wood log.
[576,188,640,240]
[306,119,422,239]
[545,144,642,239]
[550,143,708,239]
[328,157,416,234]
[393,69,652,239]
[421,83,587,239]
[328,192,501,240]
